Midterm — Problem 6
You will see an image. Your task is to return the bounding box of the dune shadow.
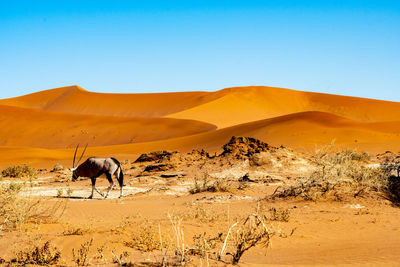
[56,195,90,200]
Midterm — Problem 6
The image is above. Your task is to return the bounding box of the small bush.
[189,173,232,194]
[11,241,61,265]
[51,163,64,172]
[57,188,63,198]
[2,164,37,179]
[72,238,93,266]
[66,187,73,197]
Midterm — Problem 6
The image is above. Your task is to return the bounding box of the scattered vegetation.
[273,148,386,201]
[1,164,37,179]
[182,205,222,223]
[189,173,232,194]
[11,241,61,266]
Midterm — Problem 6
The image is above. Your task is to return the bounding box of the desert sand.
[0,86,400,266]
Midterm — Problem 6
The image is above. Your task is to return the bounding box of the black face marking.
[72,171,78,181]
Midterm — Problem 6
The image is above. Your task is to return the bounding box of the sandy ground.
[1,146,400,266]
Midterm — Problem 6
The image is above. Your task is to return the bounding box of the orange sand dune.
[2,86,400,129]
[0,85,225,117]
[1,111,400,167]
[0,104,216,149]
[167,86,400,128]
[1,85,400,166]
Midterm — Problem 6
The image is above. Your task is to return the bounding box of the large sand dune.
[0,85,399,166]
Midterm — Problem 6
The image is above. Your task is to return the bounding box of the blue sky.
[1,0,399,101]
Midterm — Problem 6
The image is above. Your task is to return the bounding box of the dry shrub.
[189,173,232,194]
[0,183,66,230]
[274,149,386,201]
[72,238,94,266]
[63,224,92,236]
[111,250,131,266]
[268,207,290,222]
[188,232,223,257]
[2,164,37,179]
[11,241,61,265]
[219,214,271,264]
[124,221,168,252]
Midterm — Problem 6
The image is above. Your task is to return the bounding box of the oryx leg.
[116,167,124,198]
[104,173,114,199]
[89,177,104,199]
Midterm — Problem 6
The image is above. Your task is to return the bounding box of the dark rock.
[160,172,186,178]
[144,163,174,172]
[238,173,255,182]
[135,151,177,163]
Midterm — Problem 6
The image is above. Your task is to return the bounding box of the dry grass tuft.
[63,224,92,236]
[11,241,61,265]
[0,183,66,230]
[2,164,37,179]
[168,214,191,265]
[189,173,232,194]
[180,205,225,224]
[124,221,169,252]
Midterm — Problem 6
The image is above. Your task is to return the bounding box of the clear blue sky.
[1,0,399,101]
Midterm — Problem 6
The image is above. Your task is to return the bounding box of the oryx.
[70,144,124,199]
